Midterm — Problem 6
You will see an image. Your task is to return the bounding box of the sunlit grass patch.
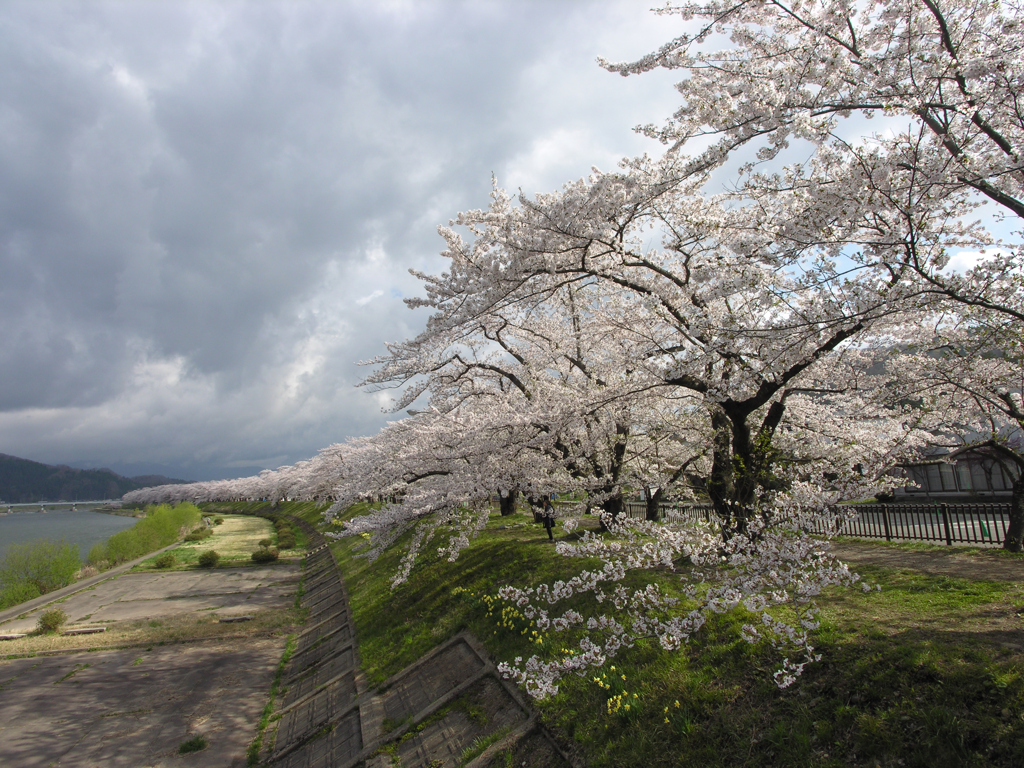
[134,515,303,569]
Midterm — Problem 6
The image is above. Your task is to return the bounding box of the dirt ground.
[831,540,1024,582]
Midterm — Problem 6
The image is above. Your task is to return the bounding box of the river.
[0,503,139,562]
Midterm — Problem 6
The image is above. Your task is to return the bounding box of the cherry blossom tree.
[885,305,1024,548]
[124,0,1024,693]
[600,0,1024,325]
[428,162,921,536]
[358,264,701,522]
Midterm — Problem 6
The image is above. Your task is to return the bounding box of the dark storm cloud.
[0,0,682,479]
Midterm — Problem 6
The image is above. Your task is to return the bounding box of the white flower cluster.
[494,505,862,698]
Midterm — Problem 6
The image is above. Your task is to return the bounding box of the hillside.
[0,453,186,503]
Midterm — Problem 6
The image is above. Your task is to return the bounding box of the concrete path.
[0,637,282,767]
[0,520,306,767]
[0,564,300,634]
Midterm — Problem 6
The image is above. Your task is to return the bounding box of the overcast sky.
[0,0,687,480]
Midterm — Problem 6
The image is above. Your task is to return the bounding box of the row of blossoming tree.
[125,0,1023,696]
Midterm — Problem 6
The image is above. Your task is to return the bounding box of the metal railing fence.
[621,500,1013,547]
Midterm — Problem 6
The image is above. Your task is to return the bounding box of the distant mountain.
[126,474,189,488]
[0,453,187,503]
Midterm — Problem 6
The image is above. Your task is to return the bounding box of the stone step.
[62,626,106,635]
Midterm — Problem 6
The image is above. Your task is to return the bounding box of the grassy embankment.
[247,500,1024,768]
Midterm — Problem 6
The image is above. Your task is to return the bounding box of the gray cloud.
[0,0,683,480]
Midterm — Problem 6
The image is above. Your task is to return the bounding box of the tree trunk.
[599,494,624,530]
[644,485,662,522]
[498,489,518,517]
[706,406,742,539]
[602,495,623,519]
[706,401,787,542]
[1003,477,1024,552]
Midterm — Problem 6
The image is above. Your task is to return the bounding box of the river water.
[0,503,139,562]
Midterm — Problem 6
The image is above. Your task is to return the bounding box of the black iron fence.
[621,500,1013,547]
[819,502,1012,546]
[623,501,714,523]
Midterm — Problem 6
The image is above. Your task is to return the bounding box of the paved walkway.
[0,637,282,767]
[0,545,299,767]
[263,517,576,768]
[0,564,299,634]
[832,540,1024,582]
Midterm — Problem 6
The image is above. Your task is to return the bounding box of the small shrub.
[277,535,296,550]
[198,550,220,568]
[184,528,212,542]
[37,608,68,634]
[154,553,176,569]
[178,735,208,754]
[214,517,224,525]
[259,538,273,548]
[75,565,98,580]
[252,547,279,564]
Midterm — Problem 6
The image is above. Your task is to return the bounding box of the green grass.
[178,734,208,754]
[248,633,297,765]
[88,503,202,567]
[225,501,1024,767]
[134,515,296,570]
[459,725,511,765]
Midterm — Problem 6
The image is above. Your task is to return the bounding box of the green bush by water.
[0,538,80,609]
[0,580,41,609]
[88,503,202,566]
